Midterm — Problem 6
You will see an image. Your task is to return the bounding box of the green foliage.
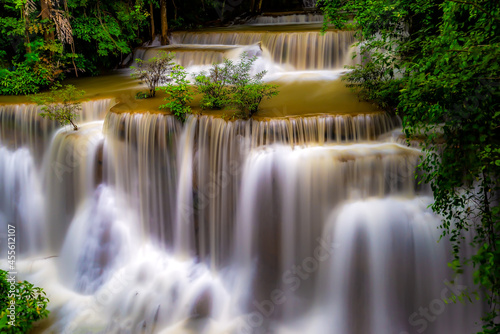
[135,91,150,99]
[131,51,175,97]
[159,65,194,122]
[30,84,85,131]
[227,54,279,117]
[0,269,50,333]
[1,60,53,95]
[321,0,500,331]
[194,60,233,109]
[68,0,149,70]
[169,17,185,30]
[0,36,68,95]
[0,0,150,94]
[194,53,279,118]
[232,82,279,118]
[0,0,310,96]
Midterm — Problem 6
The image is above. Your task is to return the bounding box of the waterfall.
[0,104,482,333]
[0,19,483,334]
[303,0,318,8]
[249,14,324,25]
[103,112,182,247]
[43,121,105,252]
[133,45,240,68]
[0,99,113,162]
[136,30,358,71]
[307,198,480,334]
[0,147,45,255]
[232,147,480,334]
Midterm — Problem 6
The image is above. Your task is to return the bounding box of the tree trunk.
[40,0,55,43]
[150,2,155,41]
[24,16,31,53]
[250,0,256,13]
[160,0,169,45]
[69,119,78,131]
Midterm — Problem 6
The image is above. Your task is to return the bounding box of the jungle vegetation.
[0,0,305,95]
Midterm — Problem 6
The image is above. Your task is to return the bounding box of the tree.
[149,0,156,41]
[158,65,194,121]
[30,84,85,131]
[131,51,175,97]
[320,0,500,332]
[160,0,168,44]
[40,0,55,45]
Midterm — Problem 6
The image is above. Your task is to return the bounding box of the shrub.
[228,54,278,117]
[194,53,279,118]
[159,65,194,122]
[131,51,175,97]
[0,50,64,96]
[30,84,85,131]
[194,61,233,109]
[0,269,50,333]
[233,83,279,117]
[135,91,149,99]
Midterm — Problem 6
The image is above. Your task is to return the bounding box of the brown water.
[0,71,379,118]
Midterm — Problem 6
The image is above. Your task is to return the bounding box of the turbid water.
[0,14,482,334]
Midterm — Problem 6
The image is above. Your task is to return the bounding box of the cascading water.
[249,14,324,25]
[132,29,357,73]
[302,0,318,8]
[0,17,482,334]
[169,30,356,71]
[0,147,44,255]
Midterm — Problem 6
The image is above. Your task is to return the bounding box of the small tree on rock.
[30,84,85,131]
[131,51,175,97]
[194,60,233,109]
[159,65,194,122]
[229,54,279,117]
[194,52,279,118]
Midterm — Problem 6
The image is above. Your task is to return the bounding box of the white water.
[303,0,318,8]
[249,14,324,25]
[134,30,357,74]
[0,22,482,334]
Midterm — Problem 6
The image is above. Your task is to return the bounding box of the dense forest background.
[0,0,311,95]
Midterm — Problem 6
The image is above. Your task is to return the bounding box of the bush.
[0,43,64,96]
[194,53,279,118]
[131,51,175,97]
[30,84,85,131]
[194,61,233,109]
[159,65,194,122]
[228,54,279,117]
[233,83,279,117]
[135,91,149,99]
[0,269,50,333]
